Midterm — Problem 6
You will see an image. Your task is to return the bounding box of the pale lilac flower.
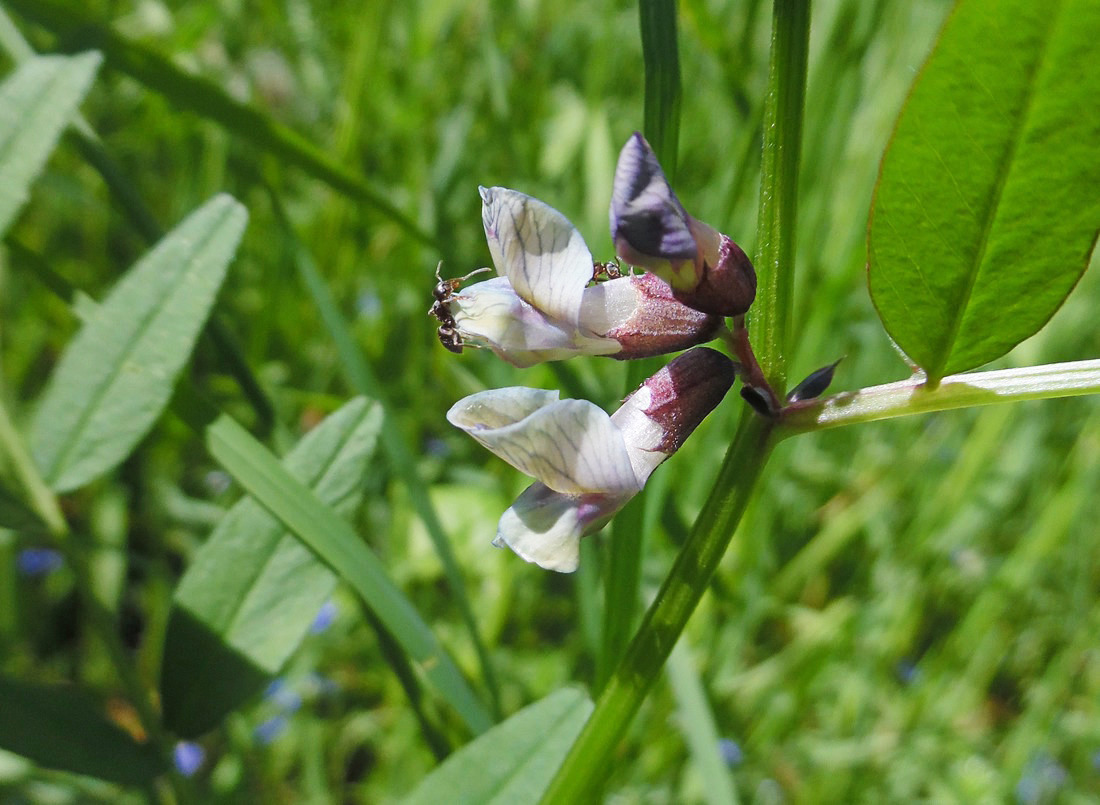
[434,187,721,367]
[610,132,756,316]
[309,599,337,634]
[447,348,736,571]
[173,741,205,777]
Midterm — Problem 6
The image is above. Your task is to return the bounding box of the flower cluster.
[434,133,755,571]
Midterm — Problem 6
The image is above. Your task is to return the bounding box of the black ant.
[592,257,626,281]
[429,263,491,353]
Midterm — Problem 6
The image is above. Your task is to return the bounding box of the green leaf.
[0,477,47,533]
[0,675,166,786]
[869,0,1100,383]
[0,52,100,236]
[30,195,247,492]
[161,397,382,738]
[199,409,494,736]
[404,689,593,805]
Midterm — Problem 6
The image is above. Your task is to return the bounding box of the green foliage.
[869,0,1100,383]
[405,689,593,805]
[0,52,100,235]
[200,409,493,736]
[0,675,166,786]
[31,195,247,492]
[0,0,1097,801]
[162,396,382,737]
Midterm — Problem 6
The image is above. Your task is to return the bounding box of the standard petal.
[447,389,641,495]
[480,186,594,326]
[493,483,626,573]
[449,277,619,367]
[610,133,696,267]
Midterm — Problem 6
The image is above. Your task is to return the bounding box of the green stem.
[542,3,810,798]
[542,414,775,803]
[778,360,1100,436]
[639,0,682,180]
[597,0,683,693]
[751,0,811,395]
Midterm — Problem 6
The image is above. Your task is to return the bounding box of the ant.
[592,257,626,281]
[429,262,491,354]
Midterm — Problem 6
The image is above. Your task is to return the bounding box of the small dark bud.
[740,385,774,417]
[786,359,843,403]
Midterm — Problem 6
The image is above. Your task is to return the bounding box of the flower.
[447,347,737,571]
[16,547,63,577]
[432,186,722,367]
[173,741,205,777]
[610,132,756,316]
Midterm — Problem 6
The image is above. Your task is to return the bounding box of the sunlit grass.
[2,0,1098,801]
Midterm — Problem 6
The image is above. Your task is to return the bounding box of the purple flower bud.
[610,132,756,316]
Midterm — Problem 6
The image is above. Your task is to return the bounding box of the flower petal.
[450,277,619,367]
[493,483,626,573]
[610,133,696,268]
[480,186,594,326]
[447,388,641,495]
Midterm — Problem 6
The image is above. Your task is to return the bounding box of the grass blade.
[0,51,100,235]
[6,0,435,248]
[666,641,739,805]
[269,189,501,715]
[639,0,681,180]
[600,0,685,689]
[30,195,247,492]
[161,398,383,737]
[192,403,493,735]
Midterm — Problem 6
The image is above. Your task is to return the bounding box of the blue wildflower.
[16,548,62,577]
[173,741,205,777]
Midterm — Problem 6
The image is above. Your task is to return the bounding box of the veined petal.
[610,132,696,284]
[480,186,594,326]
[449,277,619,367]
[447,388,641,495]
[493,483,628,573]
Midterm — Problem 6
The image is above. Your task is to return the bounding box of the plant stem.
[751,0,811,395]
[778,360,1100,436]
[542,3,811,798]
[640,0,682,181]
[541,414,775,804]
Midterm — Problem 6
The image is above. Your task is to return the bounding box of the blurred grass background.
[2,0,1099,801]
